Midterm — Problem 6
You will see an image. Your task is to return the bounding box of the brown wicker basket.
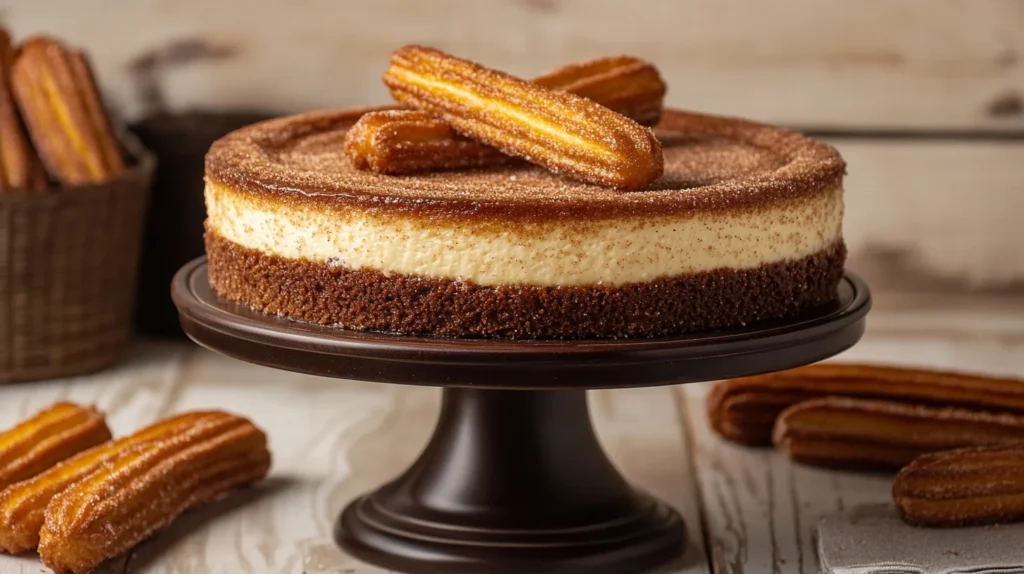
[0,141,155,383]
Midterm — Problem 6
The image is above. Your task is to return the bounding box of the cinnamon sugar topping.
[206,107,846,220]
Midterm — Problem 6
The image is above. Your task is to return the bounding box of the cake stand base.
[335,388,683,574]
[172,258,871,574]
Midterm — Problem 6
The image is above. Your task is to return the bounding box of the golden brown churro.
[707,363,1024,446]
[0,28,46,190]
[345,109,510,174]
[38,411,270,574]
[347,55,666,175]
[532,56,666,127]
[382,46,663,189]
[894,444,1024,527]
[11,36,125,185]
[0,402,110,492]
[0,411,229,555]
[772,397,1024,471]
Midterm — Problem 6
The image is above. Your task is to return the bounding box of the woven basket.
[0,142,155,383]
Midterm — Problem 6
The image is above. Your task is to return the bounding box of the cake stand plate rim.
[171,256,870,388]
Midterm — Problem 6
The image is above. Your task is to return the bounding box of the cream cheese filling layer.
[206,183,844,288]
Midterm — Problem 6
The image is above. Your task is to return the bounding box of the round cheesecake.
[204,107,847,339]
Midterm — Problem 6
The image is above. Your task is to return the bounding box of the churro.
[707,363,1024,446]
[382,45,663,189]
[11,36,125,185]
[894,444,1024,527]
[0,411,228,554]
[773,397,1024,471]
[0,402,110,491]
[38,411,270,574]
[347,55,666,175]
[0,28,46,190]
[532,55,666,127]
[345,109,510,174]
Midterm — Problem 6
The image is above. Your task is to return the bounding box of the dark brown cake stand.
[171,257,870,574]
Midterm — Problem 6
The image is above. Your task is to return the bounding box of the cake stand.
[171,257,871,574]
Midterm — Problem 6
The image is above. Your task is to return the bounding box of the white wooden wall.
[3,0,1022,289]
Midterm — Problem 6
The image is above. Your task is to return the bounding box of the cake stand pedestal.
[172,257,870,574]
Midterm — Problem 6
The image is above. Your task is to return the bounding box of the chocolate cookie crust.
[206,232,847,340]
[205,107,846,220]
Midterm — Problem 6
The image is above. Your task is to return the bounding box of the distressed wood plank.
[4,0,1022,129]
[866,290,1024,340]
[680,299,1024,574]
[591,387,711,573]
[837,140,1024,289]
[0,341,190,574]
[121,347,436,574]
[7,0,1024,287]
[109,349,706,573]
[8,3,1024,288]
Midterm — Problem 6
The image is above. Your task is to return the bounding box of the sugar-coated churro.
[0,402,110,492]
[38,411,270,574]
[707,363,1024,446]
[894,444,1024,527]
[0,411,228,554]
[0,28,46,190]
[773,397,1024,471]
[382,46,663,189]
[11,36,125,185]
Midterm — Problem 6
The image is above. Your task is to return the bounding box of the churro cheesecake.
[204,47,846,339]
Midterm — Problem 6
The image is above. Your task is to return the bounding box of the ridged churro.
[532,55,666,127]
[38,411,270,574]
[347,55,666,175]
[11,36,125,186]
[382,45,663,189]
[707,363,1024,446]
[772,397,1024,471]
[894,444,1024,527]
[0,403,110,491]
[0,411,228,555]
[345,109,510,174]
[0,28,46,190]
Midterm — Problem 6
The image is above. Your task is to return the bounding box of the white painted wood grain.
[3,292,1024,573]
[6,0,1023,287]
[3,0,1022,288]
[838,140,1024,287]
[121,347,430,574]
[591,387,711,573]
[75,348,708,573]
[680,301,1024,574]
[682,381,893,574]
[0,342,188,429]
[3,0,1021,129]
[867,290,1024,340]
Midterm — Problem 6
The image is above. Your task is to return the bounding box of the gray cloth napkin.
[817,503,1024,574]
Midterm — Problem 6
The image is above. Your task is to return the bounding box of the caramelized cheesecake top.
[205,107,845,220]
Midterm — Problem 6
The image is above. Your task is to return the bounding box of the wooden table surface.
[1,290,1023,574]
